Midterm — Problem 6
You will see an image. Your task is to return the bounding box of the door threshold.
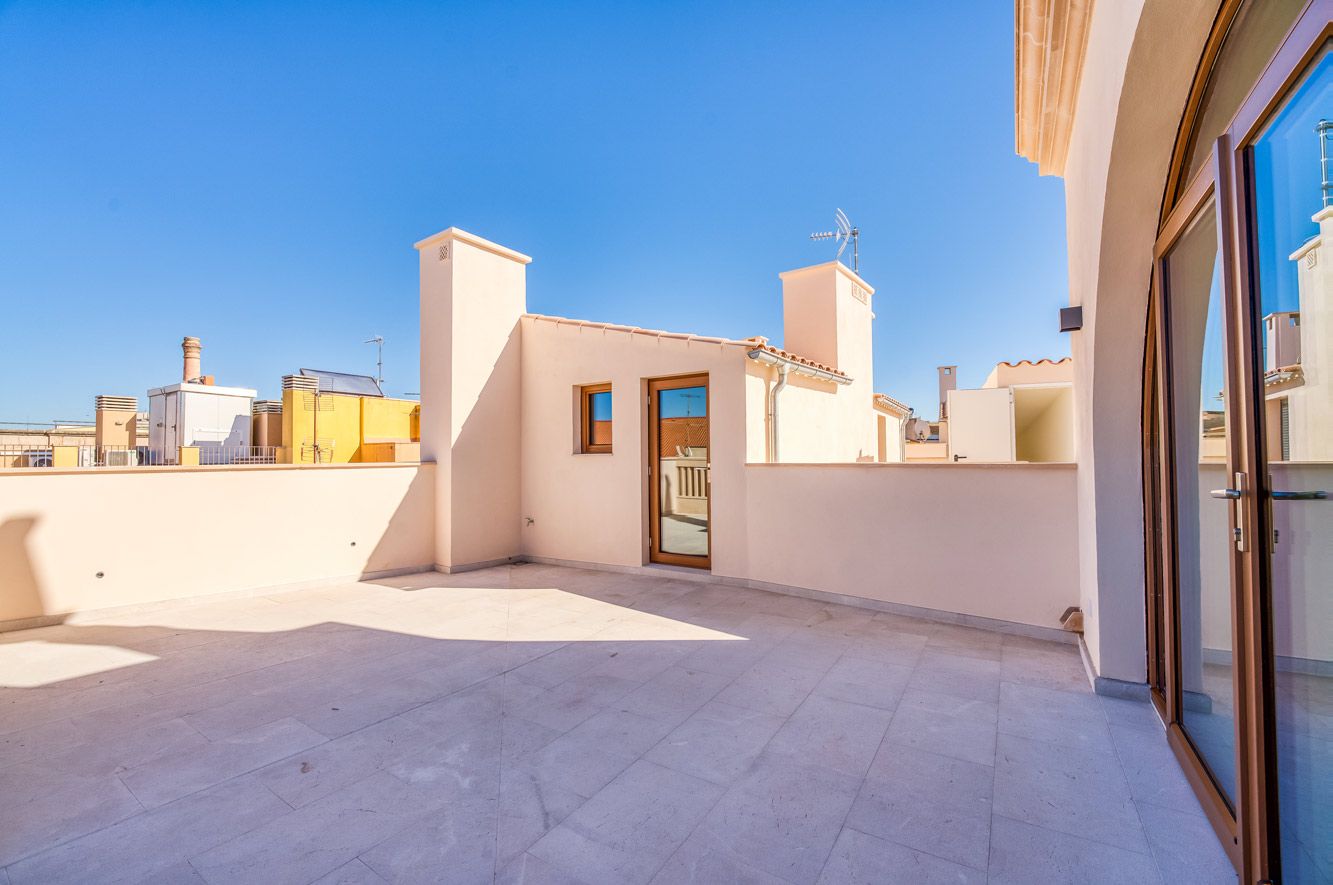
[644,562,713,577]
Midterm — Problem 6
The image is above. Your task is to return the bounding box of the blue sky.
[1253,52,1329,316]
[0,1,1068,422]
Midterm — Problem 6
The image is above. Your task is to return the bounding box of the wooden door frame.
[1220,11,1331,879]
[1145,5,1332,880]
[647,373,711,569]
[1150,151,1247,869]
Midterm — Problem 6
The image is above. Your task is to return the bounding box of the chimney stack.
[182,336,202,383]
[94,395,139,449]
[937,365,957,420]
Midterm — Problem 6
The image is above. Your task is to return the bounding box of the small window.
[581,384,612,453]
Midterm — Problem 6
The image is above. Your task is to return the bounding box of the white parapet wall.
[732,462,1080,630]
[0,463,435,628]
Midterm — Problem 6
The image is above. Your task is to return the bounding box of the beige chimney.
[94,395,139,449]
[938,365,957,420]
[182,336,202,382]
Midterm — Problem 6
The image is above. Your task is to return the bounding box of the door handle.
[1211,472,1247,551]
[1270,490,1327,501]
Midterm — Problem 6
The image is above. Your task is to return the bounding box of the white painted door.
[947,387,1014,462]
[163,391,179,454]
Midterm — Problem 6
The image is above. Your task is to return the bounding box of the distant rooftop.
[299,368,384,397]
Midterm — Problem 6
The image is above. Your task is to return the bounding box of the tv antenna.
[364,335,384,385]
[810,208,859,273]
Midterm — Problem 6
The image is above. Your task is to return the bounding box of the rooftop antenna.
[1318,119,1333,207]
[810,208,859,273]
[364,335,384,385]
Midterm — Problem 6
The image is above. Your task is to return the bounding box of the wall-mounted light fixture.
[1059,306,1083,332]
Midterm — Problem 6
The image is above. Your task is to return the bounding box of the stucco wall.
[1060,0,1221,681]
[735,463,1079,629]
[775,263,880,462]
[418,229,527,570]
[0,463,434,626]
[518,315,752,572]
[519,314,1078,631]
[1015,386,1075,463]
[756,367,879,463]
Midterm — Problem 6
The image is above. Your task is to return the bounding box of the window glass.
[1248,48,1332,883]
[656,385,708,556]
[1164,196,1238,806]
[588,391,611,446]
[582,386,612,452]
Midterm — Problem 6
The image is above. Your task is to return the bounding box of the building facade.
[1017,0,1331,879]
[417,228,919,576]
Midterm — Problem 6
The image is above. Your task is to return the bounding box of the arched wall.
[1062,0,1223,681]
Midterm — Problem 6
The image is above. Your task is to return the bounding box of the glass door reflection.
[1162,194,1239,806]
[649,377,710,567]
[1247,48,1331,884]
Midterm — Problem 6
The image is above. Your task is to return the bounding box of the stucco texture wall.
[518,316,752,571]
[1060,0,1221,681]
[0,463,434,626]
[734,463,1080,629]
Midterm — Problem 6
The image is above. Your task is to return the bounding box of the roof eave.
[1015,0,1094,177]
[746,348,851,385]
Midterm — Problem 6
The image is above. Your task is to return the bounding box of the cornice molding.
[1015,0,1095,176]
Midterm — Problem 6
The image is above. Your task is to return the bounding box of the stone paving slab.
[0,563,1234,883]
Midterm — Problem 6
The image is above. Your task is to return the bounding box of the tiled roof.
[525,313,743,345]
[659,416,709,454]
[998,357,1071,368]
[523,313,847,379]
[744,341,847,379]
[872,393,911,415]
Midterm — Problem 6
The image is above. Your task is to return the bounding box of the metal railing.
[0,445,280,469]
[0,446,53,468]
[197,445,278,465]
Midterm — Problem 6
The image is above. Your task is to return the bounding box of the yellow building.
[278,370,419,464]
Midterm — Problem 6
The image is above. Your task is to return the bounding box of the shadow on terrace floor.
[0,562,1235,884]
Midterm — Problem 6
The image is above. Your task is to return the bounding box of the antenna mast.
[810,209,860,273]
[1318,119,1333,208]
[364,335,384,385]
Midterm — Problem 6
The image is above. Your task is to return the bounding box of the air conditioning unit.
[25,451,52,468]
[104,449,140,467]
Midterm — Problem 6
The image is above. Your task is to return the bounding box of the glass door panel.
[649,377,710,567]
[1164,195,1239,806]
[1248,48,1332,884]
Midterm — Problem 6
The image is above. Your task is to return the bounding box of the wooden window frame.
[580,383,613,454]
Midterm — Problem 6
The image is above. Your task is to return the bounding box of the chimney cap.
[95,395,139,411]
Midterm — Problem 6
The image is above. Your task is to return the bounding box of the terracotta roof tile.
[747,343,846,378]
[872,392,911,415]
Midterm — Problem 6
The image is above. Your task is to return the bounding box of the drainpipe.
[747,347,851,462]
[768,365,789,463]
